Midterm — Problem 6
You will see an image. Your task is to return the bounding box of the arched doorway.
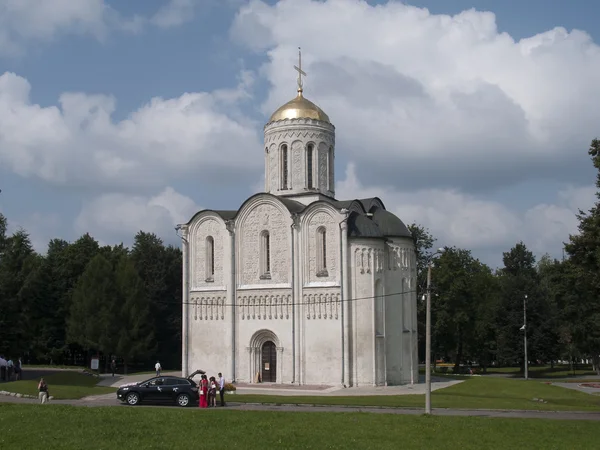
[261,341,277,382]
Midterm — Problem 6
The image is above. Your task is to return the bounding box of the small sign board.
[91,357,99,370]
[264,363,270,371]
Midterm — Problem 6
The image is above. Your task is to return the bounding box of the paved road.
[1,393,599,421]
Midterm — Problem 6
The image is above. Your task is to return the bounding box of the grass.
[230,377,600,411]
[1,372,115,399]
[480,365,598,378]
[0,404,598,449]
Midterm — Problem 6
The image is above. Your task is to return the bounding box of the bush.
[224,383,236,392]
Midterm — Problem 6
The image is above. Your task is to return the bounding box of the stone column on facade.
[181,225,189,378]
[247,347,253,383]
[292,214,301,384]
[277,347,284,384]
[226,220,236,382]
[371,249,377,386]
[340,219,350,387]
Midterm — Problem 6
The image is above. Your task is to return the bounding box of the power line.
[151,288,421,308]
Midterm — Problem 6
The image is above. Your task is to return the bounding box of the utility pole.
[425,261,432,414]
[524,294,528,380]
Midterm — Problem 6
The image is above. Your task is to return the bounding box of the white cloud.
[75,187,200,245]
[0,70,262,188]
[232,0,600,190]
[0,0,136,55]
[337,163,595,266]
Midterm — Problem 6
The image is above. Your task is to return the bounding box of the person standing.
[155,361,161,377]
[199,375,208,408]
[6,357,13,381]
[111,359,116,377]
[0,356,6,382]
[218,372,226,407]
[38,378,49,404]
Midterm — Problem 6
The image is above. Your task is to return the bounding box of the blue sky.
[0,0,599,268]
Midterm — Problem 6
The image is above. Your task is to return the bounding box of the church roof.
[185,195,411,241]
[268,91,331,124]
[368,206,412,238]
[347,211,384,238]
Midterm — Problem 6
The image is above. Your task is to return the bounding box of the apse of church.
[178,49,418,387]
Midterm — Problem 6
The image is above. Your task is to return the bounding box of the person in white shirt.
[0,356,7,382]
[7,358,13,381]
[155,361,161,377]
[218,372,226,407]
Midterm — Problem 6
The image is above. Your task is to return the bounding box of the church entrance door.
[261,341,277,382]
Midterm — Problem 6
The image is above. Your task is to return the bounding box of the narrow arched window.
[307,143,314,189]
[260,230,271,279]
[328,146,334,192]
[281,144,288,190]
[205,236,214,282]
[316,227,328,277]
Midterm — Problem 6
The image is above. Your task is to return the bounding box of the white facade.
[179,86,417,387]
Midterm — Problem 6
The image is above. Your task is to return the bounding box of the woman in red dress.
[199,375,208,408]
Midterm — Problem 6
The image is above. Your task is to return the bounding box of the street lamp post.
[425,260,433,414]
[523,294,528,380]
[425,248,444,415]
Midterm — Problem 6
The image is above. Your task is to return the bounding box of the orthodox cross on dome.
[294,47,306,94]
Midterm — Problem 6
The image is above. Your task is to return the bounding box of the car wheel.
[176,393,190,407]
[126,392,140,406]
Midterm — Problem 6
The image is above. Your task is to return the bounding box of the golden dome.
[268,90,330,124]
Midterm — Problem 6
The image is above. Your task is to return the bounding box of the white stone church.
[178,55,418,387]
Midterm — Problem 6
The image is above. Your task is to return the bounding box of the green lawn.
[481,365,598,378]
[1,372,115,399]
[231,377,600,411]
[0,404,596,449]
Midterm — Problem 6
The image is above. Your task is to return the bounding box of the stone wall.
[189,215,227,290]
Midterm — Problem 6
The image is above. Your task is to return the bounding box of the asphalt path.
[1,393,600,421]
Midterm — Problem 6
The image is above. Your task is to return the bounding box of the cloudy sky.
[1,0,598,269]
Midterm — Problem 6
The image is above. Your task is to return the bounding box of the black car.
[117,370,205,407]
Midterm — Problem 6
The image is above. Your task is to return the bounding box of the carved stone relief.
[240,203,289,285]
[265,129,334,146]
[190,294,225,321]
[238,290,292,320]
[269,143,278,192]
[317,142,328,191]
[192,218,224,288]
[306,212,337,283]
[291,140,304,189]
[303,291,341,320]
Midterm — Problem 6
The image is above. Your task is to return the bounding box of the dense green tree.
[564,139,600,373]
[67,254,117,352]
[115,255,156,374]
[131,232,181,368]
[429,247,493,370]
[495,242,558,369]
[0,229,38,356]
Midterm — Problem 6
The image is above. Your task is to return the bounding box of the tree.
[495,242,557,369]
[67,254,117,353]
[131,232,181,368]
[0,229,38,356]
[563,139,600,373]
[115,255,155,374]
[429,247,493,371]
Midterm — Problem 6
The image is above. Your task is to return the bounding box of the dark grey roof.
[347,211,384,238]
[185,194,410,240]
[213,210,237,220]
[369,206,412,238]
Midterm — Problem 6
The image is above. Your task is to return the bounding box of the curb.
[0,390,54,400]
